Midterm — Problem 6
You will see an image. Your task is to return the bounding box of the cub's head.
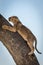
[8,16,19,24]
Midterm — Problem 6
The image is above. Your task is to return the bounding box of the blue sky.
[0,0,43,65]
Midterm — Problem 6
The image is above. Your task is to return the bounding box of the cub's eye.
[11,18,13,20]
[14,20,16,22]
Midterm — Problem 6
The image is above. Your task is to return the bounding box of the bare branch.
[0,14,40,65]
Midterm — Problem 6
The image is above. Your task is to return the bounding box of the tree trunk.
[0,14,40,65]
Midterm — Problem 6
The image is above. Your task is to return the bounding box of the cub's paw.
[2,25,8,30]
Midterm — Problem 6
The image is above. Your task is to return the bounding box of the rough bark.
[0,14,40,65]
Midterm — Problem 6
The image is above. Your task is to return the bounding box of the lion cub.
[2,16,42,55]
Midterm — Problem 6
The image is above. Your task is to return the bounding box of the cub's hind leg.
[27,41,35,55]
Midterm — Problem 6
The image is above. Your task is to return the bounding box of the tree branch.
[0,14,40,65]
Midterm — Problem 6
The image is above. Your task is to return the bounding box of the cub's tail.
[35,38,42,54]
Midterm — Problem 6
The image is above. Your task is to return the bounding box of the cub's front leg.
[2,25,16,32]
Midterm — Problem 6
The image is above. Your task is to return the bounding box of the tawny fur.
[2,16,42,55]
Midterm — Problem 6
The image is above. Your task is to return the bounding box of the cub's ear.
[12,16,18,19]
[8,17,11,21]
